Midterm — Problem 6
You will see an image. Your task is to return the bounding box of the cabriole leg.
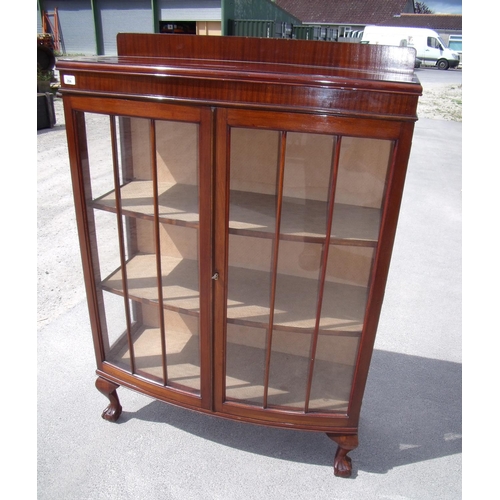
[95,376,122,422]
[326,433,359,478]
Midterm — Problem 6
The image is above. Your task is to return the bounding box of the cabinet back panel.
[283,132,335,201]
[336,137,392,209]
[127,117,199,186]
[230,128,279,195]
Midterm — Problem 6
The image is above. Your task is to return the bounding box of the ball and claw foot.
[95,376,122,422]
[333,447,353,478]
[326,433,359,478]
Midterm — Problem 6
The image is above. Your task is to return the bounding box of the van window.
[427,37,441,49]
[339,26,352,37]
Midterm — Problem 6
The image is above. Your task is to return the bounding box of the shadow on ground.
[113,348,461,476]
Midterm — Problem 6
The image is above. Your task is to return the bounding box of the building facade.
[37,0,461,56]
[37,0,222,55]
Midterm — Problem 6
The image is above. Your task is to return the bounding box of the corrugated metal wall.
[37,4,43,33]
[43,0,96,55]
[231,0,298,23]
[97,0,152,55]
[221,0,300,35]
[158,0,221,21]
[38,1,223,55]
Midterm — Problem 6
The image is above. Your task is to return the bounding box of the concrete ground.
[37,91,461,498]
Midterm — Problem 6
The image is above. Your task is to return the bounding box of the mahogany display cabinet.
[58,33,422,477]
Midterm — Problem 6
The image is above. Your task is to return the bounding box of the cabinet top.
[57,34,422,120]
[60,33,421,85]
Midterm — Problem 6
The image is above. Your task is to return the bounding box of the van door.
[423,36,443,65]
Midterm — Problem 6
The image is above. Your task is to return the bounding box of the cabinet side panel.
[348,122,416,419]
[63,102,108,366]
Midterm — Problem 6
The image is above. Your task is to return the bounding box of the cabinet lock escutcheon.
[212,272,219,281]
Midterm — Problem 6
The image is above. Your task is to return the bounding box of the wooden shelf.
[109,324,354,412]
[101,254,200,315]
[226,341,354,411]
[101,253,366,334]
[109,325,202,393]
[93,181,199,227]
[230,190,381,244]
[93,181,380,244]
[227,266,367,334]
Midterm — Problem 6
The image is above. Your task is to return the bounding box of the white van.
[361,25,460,70]
[448,35,462,65]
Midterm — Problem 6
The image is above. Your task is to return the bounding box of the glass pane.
[333,137,393,241]
[308,334,359,412]
[226,128,277,337]
[281,132,334,237]
[92,117,150,214]
[224,125,393,414]
[155,119,201,392]
[322,245,374,330]
[267,330,311,409]
[156,120,199,224]
[163,310,200,392]
[101,292,128,369]
[226,233,273,326]
[272,243,322,330]
[266,132,334,409]
[305,138,392,411]
[159,224,201,393]
[111,301,163,382]
[82,112,129,368]
[311,244,375,411]
[84,112,116,199]
[225,127,278,402]
[158,224,200,313]
[228,128,279,235]
[78,111,201,394]
[108,305,201,390]
[225,324,267,405]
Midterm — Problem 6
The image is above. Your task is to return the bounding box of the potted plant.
[37,67,54,93]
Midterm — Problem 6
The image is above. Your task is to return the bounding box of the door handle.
[211,272,219,280]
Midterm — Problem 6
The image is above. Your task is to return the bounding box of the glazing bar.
[150,119,168,386]
[110,115,136,374]
[263,130,287,409]
[304,136,342,412]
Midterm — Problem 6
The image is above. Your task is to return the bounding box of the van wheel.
[437,59,449,70]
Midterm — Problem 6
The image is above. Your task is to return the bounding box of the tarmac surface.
[37,83,462,499]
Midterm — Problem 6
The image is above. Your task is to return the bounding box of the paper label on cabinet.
[63,75,76,85]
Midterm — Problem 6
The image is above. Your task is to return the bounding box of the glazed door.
[214,108,397,427]
[65,96,213,409]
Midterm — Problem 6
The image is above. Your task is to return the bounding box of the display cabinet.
[58,34,421,477]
